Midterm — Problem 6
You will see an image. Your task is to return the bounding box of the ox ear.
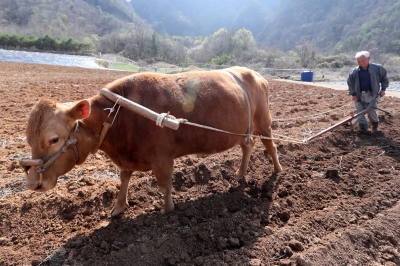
[67,100,91,120]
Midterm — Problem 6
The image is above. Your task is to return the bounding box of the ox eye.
[49,137,59,145]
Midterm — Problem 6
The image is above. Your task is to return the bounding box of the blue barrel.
[301,71,313,82]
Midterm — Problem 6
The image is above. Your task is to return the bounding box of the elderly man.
[347,51,389,133]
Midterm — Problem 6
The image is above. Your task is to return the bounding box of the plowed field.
[1,62,400,266]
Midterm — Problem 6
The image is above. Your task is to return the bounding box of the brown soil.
[1,62,400,266]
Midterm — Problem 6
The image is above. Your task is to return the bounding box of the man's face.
[357,56,370,70]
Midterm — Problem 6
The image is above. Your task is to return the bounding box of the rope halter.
[19,123,80,184]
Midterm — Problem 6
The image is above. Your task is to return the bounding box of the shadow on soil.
[41,174,280,265]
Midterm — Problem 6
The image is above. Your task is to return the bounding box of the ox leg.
[236,137,255,181]
[111,170,132,216]
[259,128,283,173]
[152,157,174,212]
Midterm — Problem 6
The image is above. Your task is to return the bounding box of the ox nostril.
[22,165,31,174]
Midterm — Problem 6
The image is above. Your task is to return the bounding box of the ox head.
[22,98,90,192]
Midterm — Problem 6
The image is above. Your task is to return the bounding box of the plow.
[307,96,391,142]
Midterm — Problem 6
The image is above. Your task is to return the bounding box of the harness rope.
[225,71,252,146]
[92,96,122,153]
[178,119,305,144]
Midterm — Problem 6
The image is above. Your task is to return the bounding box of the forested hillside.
[259,0,400,54]
[0,0,399,69]
[2,0,400,56]
[0,0,143,41]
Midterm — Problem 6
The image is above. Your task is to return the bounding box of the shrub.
[210,55,232,65]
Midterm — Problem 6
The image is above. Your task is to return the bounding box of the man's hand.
[379,90,386,97]
[352,95,358,101]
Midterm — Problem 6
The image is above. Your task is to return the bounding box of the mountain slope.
[259,0,400,53]
[129,0,279,37]
[1,0,399,56]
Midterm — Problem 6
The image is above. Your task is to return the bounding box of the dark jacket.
[347,63,389,98]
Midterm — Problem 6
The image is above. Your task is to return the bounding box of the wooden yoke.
[100,88,181,130]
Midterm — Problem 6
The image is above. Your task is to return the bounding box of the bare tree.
[296,40,314,68]
[203,28,233,58]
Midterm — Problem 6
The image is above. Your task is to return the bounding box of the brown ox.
[23,66,282,216]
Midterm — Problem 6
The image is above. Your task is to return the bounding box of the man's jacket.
[347,63,389,98]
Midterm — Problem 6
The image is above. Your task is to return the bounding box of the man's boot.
[372,122,380,133]
[359,123,368,132]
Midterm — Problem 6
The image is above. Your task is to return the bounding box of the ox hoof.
[110,207,124,217]
[274,165,283,174]
[235,169,245,181]
[110,202,128,217]
[164,205,175,213]
[235,176,245,182]
[164,204,175,213]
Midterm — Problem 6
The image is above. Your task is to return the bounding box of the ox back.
[93,67,267,172]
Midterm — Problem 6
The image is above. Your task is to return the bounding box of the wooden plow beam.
[306,110,367,142]
[306,96,381,142]
[351,96,380,125]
